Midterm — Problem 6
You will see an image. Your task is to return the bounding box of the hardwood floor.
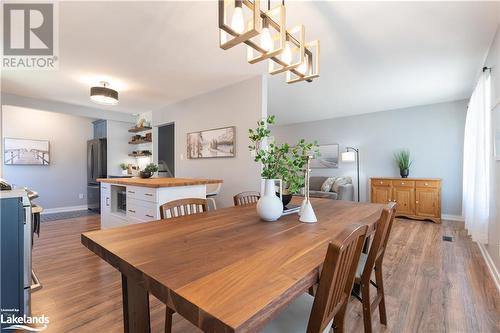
[32,215,500,333]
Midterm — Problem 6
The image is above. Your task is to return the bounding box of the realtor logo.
[2,2,58,69]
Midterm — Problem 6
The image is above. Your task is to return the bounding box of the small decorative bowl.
[139,171,152,179]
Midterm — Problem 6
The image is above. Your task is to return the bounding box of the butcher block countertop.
[97,177,223,188]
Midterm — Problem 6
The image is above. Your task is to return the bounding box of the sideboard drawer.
[415,180,440,189]
[391,180,415,188]
[372,179,391,187]
[127,198,158,221]
[126,186,157,203]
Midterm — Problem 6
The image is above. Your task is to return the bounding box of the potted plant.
[248,115,319,219]
[120,163,129,175]
[394,149,412,178]
[140,163,159,179]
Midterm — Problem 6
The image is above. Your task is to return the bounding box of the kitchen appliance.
[87,139,107,212]
[0,188,32,327]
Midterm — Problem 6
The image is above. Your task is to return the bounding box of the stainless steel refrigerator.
[87,139,107,212]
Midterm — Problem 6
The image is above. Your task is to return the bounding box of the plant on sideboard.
[394,149,412,178]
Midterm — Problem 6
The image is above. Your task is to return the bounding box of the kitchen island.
[97,177,223,229]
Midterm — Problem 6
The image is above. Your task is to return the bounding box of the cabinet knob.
[425,183,428,186]
[128,209,136,213]
[128,191,135,194]
[402,182,405,185]
[145,214,154,218]
[144,193,153,197]
[416,201,419,204]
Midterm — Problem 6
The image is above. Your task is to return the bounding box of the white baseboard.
[477,243,500,293]
[441,214,464,222]
[41,205,88,214]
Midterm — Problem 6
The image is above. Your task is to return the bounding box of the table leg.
[122,274,151,333]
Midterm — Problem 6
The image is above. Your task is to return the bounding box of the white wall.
[153,77,266,207]
[107,120,135,176]
[272,100,467,216]
[1,106,93,210]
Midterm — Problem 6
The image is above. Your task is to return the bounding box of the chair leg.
[375,265,387,326]
[165,307,174,333]
[361,282,373,333]
[332,302,347,333]
[207,197,217,211]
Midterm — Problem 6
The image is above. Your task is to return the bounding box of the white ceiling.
[1,1,499,125]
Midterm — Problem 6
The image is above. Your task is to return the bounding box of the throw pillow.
[321,177,336,192]
[332,177,352,193]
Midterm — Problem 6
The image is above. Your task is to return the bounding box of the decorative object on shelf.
[299,155,317,223]
[218,0,320,84]
[394,149,412,178]
[129,150,152,157]
[140,163,159,179]
[311,144,339,168]
[187,126,235,159]
[341,147,360,202]
[128,126,152,133]
[256,179,283,221]
[90,81,118,105]
[4,138,50,165]
[128,134,152,145]
[248,115,319,213]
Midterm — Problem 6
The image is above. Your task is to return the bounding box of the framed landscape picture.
[311,144,339,168]
[187,126,235,159]
[4,138,50,165]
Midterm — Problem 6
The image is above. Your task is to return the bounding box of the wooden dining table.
[81,198,384,333]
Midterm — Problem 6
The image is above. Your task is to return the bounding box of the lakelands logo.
[1,313,49,331]
[2,2,59,69]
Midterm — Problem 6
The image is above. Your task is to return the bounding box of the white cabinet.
[100,182,206,229]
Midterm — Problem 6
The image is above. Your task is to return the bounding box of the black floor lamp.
[341,147,360,202]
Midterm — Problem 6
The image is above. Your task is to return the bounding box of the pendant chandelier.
[218,0,320,84]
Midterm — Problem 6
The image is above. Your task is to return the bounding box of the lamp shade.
[90,85,118,105]
[341,151,356,162]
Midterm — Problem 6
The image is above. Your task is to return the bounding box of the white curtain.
[463,73,491,243]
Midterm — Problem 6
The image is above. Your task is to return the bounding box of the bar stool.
[206,183,222,210]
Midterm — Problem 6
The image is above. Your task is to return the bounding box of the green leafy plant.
[394,149,412,170]
[248,115,320,194]
[144,163,159,173]
[120,163,128,170]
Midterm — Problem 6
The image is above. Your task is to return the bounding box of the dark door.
[158,123,175,177]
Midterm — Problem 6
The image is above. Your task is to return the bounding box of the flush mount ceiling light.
[90,81,119,105]
[218,0,320,84]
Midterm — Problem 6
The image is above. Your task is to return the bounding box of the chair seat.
[261,293,332,333]
[355,253,368,279]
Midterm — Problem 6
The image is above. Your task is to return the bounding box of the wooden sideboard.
[370,177,441,223]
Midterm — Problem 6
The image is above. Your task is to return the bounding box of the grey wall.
[1,106,93,210]
[272,100,467,216]
[153,77,266,207]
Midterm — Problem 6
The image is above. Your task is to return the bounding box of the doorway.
[158,123,175,177]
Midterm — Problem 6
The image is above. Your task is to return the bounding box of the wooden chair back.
[307,223,369,333]
[233,191,260,206]
[361,202,396,282]
[159,198,208,219]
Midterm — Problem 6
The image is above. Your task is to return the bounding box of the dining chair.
[352,202,396,333]
[262,223,369,333]
[160,197,208,333]
[233,191,260,206]
[159,198,208,219]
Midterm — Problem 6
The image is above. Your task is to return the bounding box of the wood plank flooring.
[32,215,500,333]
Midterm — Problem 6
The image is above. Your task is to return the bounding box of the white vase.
[256,179,283,221]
